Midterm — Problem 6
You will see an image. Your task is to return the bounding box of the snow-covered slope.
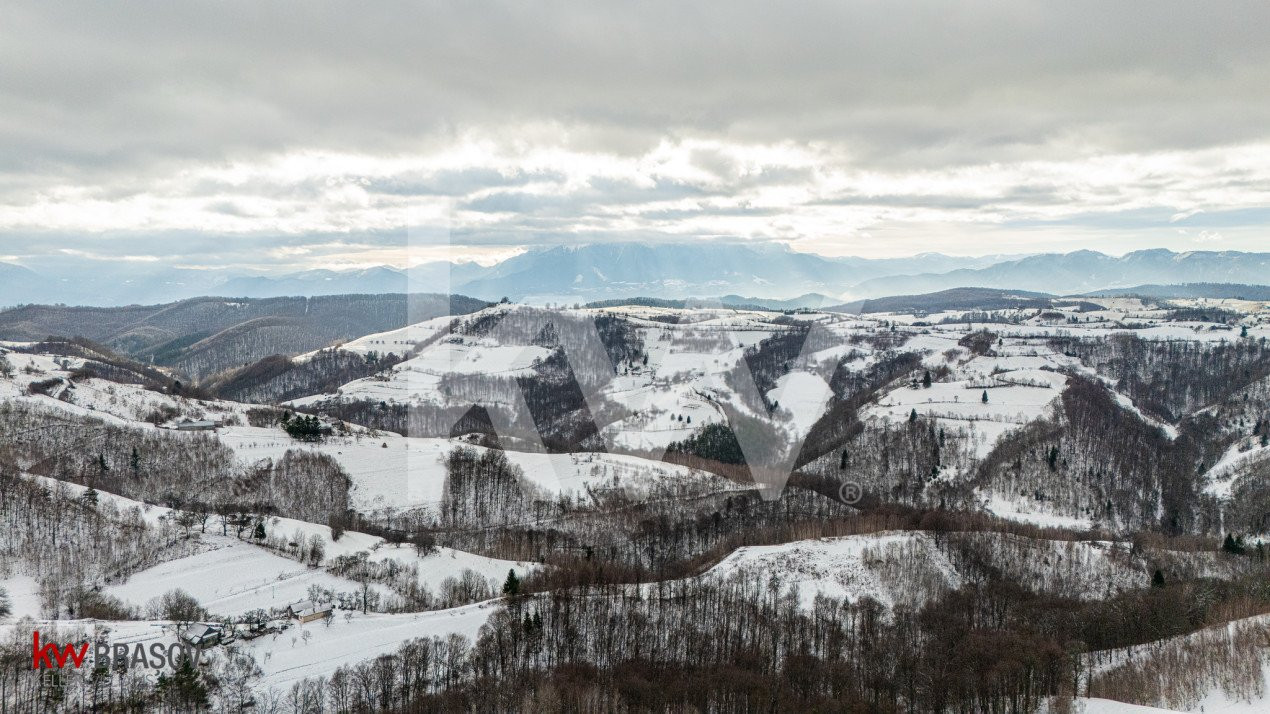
[220,426,735,515]
[694,530,1237,612]
[104,536,395,617]
[236,601,498,690]
[1083,614,1270,713]
[701,532,962,610]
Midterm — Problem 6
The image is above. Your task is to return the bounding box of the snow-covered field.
[365,543,535,592]
[236,601,497,690]
[220,426,733,514]
[290,331,553,407]
[295,314,455,363]
[104,536,395,618]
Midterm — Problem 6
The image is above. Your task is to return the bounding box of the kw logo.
[31,632,88,669]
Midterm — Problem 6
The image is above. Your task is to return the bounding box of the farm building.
[286,599,334,624]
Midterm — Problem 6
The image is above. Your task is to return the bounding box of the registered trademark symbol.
[837,480,862,505]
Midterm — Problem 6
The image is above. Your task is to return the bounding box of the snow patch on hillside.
[105,536,394,617]
[984,494,1095,530]
[239,602,498,690]
[0,575,41,620]
[1203,441,1270,498]
[702,532,962,611]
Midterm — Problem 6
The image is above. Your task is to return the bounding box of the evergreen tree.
[667,423,746,465]
[283,414,324,441]
[981,390,989,404]
[908,408,918,424]
[502,569,521,597]
[922,370,932,388]
[1222,533,1246,555]
[163,654,209,711]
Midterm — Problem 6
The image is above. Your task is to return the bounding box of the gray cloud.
[5,1,1269,178]
[366,169,568,198]
[2,1,1270,265]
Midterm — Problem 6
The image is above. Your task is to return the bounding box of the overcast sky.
[2,1,1269,272]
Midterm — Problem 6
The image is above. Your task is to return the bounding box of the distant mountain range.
[447,243,1025,303]
[2,244,1269,307]
[850,249,1270,297]
[0,262,45,301]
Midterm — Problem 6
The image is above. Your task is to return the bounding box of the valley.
[2,289,1269,711]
